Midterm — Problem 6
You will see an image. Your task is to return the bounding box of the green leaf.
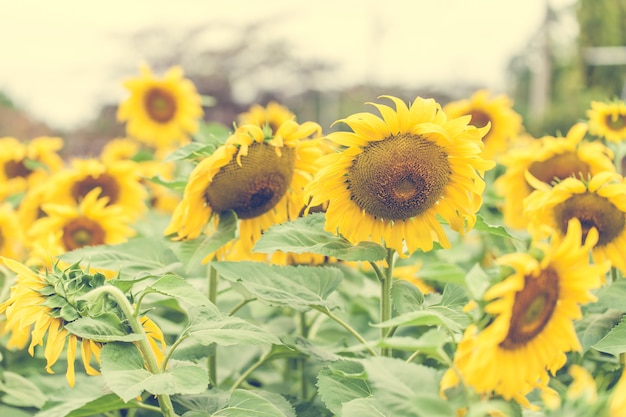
[317,361,371,415]
[465,399,522,417]
[465,263,492,300]
[474,215,517,239]
[253,213,387,262]
[417,262,466,286]
[372,308,464,333]
[342,398,390,417]
[391,280,424,314]
[0,371,47,408]
[146,175,190,191]
[439,284,468,309]
[164,141,218,162]
[577,309,624,352]
[65,316,142,343]
[170,211,237,269]
[595,280,626,311]
[100,343,208,402]
[379,329,451,364]
[60,237,182,280]
[593,314,626,355]
[194,121,231,146]
[212,390,296,417]
[212,261,343,311]
[186,315,281,347]
[361,357,455,417]
[146,274,210,306]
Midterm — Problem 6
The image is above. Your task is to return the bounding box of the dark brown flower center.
[527,152,591,186]
[62,217,106,251]
[605,113,626,131]
[4,159,32,179]
[71,174,121,205]
[144,87,177,123]
[204,143,295,219]
[347,133,450,220]
[500,268,559,350]
[553,192,625,247]
[469,110,491,129]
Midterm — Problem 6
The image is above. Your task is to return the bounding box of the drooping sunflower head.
[117,64,204,148]
[47,158,149,222]
[237,101,296,134]
[165,120,323,259]
[27,188,136,256]
[440,218,608,407]
[587,99,626,143]
[525,171,626,275]
[495,123,616,230]
[0,136,64,200]
[443,89,523,160]
[305,95,495,256]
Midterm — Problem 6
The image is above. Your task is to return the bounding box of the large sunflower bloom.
[494,123,615,230]
[165,120,323,260]
[238,101,296,133]
[525,171,626,275]
[117,64,204,148]
[443,90,522,160]
[587,100,626,143]
[440,218,608,407]
[27,188,136,256]
[47,158,148,222]
[305,96,495,256]
[0,136,64,200]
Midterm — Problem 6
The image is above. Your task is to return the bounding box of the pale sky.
[0,0,576,129]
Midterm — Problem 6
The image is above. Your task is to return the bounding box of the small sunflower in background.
[587,100,626,143]
[47,158,148,223]
[305,95,495,256]
[117,64,204,149]
[0,136,64,200]
[27,188,135,257]
[443,89,522,160]
[0,257,167,387]
[525,171,626,275]
[238,101,296,133]
[0,202,25,259]
[165,120,323,261]
[440,218,608,408]
[495,123,615,230]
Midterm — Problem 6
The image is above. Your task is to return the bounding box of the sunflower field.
[1,63,626,417]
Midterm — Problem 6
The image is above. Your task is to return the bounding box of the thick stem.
[86,286,176,417]
[208,265,219,387]
[380,248,396,356]
[299,311,309,400]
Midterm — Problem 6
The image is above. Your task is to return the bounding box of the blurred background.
[0,0,624,155]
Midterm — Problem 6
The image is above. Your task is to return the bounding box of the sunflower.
[117,64,204,149]
[440,218,608,407]
[495,123,615,230]
[443,90,522,160]
[587,100,626,143]
[0,202,25,260]
[305,95,495,256]
[0,257,166,387]
[238,101,296,133]
[165,120,323,260]
[46,158,148,222]
[27,188,135,256]
[0,136,64,200]
[525,172,626,275]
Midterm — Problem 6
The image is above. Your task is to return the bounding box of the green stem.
[208,265,219,387]
[380,248,396,356]
[160,335,189,372]
[406,350,421,364]
[229,297,256,316]
[299,311,309,400]
[611,267,619,283]
[85,286,176,417]
[230,348,273,393]
[311,305,378,356]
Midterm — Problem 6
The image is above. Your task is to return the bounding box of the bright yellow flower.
[587,100,626,142]
[610,368,626,417]
[46,158,148,222]
[443,90,522,160]
[28,188,136,256]
[238,101,296,133]
[0,202,25,260]
[495,123,615,230]
[440,218,608,408]
[165,120,323,261]
[0,136,64,200]
[305,96,495,256]
[117,64,204,148]
[525,171,626,275]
